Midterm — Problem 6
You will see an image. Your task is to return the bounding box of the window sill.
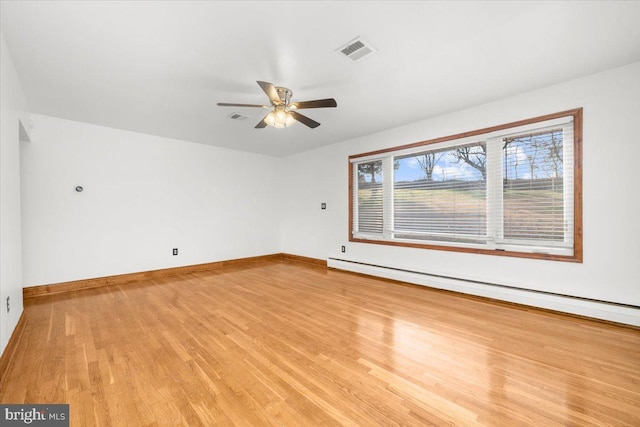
[349,236,582,263]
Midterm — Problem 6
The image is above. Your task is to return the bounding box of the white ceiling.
[1,1,639,157]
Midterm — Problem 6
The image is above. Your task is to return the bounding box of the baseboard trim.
[23,253,284,299]
[281,253,327,267]
[328,258,640,327]
[0,311,26,389]
[23,253,327,300]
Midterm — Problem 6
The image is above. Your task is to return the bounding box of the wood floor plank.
[2,260,639,426]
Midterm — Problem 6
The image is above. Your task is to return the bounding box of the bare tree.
[416,152,443,181]
[524,136,539,188]
[535,130,563,191]
[541,132,563,177]
[453,145,486,179]
[505,130,563,190]
[504,136,538,188]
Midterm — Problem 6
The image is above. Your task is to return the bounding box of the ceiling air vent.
[336,37,377,62]
[227,112,248,121]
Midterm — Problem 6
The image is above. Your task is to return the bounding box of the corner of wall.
[0,30,30,357]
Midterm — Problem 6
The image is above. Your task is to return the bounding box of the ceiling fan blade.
[291,98,337,109]
[257,81,282,105]
[290,111,320,129]
[217,102,268,108]
[255,114,269,128]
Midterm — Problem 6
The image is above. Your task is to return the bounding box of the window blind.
[354,161,383,235]
[392,144,487,244]
[496,124,574,248]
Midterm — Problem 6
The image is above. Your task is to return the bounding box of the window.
[356,161,383,234]
[393,143,487,244]
[349,109,582,262]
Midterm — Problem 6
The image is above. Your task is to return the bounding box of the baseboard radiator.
[328,258,640,327]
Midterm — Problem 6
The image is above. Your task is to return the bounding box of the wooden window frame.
[348,108,583,263]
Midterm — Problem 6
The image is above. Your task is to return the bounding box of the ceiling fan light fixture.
[265,107,296,128]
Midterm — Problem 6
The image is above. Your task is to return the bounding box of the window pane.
[357,161,383,234]
[393,144,487,243]
[503,130,564,241]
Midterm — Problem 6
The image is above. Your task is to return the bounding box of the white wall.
[21,115,282,286]
[0,34,30,355]
[280,62,640,323]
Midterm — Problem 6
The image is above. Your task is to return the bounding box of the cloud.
[433,161,479,180]
[405,157,420,169]
[505,144,528,163]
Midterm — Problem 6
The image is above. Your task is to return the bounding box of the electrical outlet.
[6,296,9,314]
[172,248,178,256]
[341,246,346,253]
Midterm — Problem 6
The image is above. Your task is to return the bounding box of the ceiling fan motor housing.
[275,87,293,106]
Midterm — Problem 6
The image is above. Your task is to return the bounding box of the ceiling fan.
[217,81,337,129]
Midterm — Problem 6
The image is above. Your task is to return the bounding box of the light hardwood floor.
[1,260,639,426]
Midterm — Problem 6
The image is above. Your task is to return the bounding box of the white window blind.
[392,144,487,244]
[496,124,574,248]
[354,161,383,235]
[350,110,580,260]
